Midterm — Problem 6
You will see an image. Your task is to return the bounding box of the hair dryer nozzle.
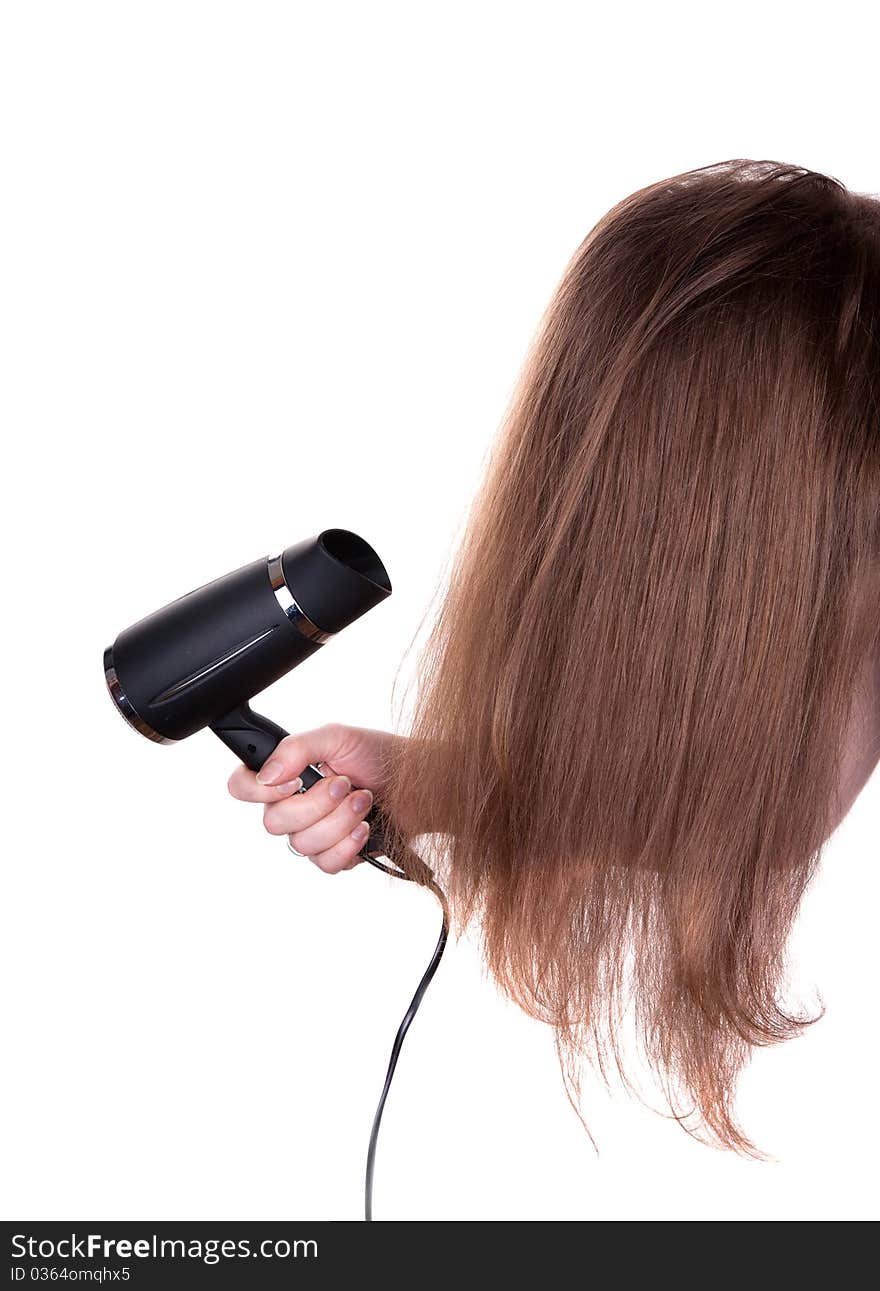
[277,527,392,635]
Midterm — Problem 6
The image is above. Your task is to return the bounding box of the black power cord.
[360,851,450,1222]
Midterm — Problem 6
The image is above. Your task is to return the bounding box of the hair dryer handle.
[210,701,290,772]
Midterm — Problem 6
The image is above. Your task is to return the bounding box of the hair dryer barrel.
[103,529,391,753]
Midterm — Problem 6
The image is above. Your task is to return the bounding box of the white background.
[1,1,877,1222]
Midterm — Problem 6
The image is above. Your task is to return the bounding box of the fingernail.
[350,820,370,841]
[350,789,373,814]
[256,759,285,785]
[277,777,303,795]
[328,775,351,801]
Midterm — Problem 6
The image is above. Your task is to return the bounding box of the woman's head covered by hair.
[380,160,880,1153]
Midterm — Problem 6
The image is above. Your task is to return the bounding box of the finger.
[305,819,372,875]
[285,787,374,856]
[227,765,303,803]
[262,774,365,837]
[252,724,348,787]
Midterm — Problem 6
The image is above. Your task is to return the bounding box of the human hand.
[226,722,396,873]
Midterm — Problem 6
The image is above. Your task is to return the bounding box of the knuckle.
[319,721,346,748]
[318,855,345,874]
[263,805,284,835]
[324,838,359,874]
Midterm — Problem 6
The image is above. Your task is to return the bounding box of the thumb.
[254,722,390,790]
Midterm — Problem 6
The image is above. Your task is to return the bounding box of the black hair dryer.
[103,528,393,854]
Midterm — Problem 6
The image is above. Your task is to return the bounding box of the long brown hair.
[379,160,880,1153]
